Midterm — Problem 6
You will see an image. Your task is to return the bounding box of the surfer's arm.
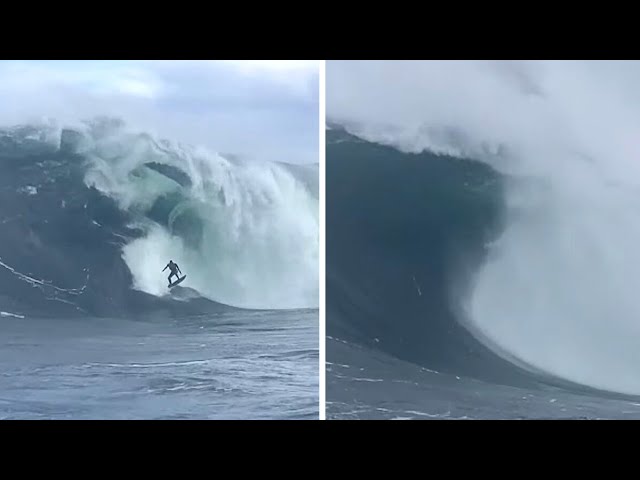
[162,264,168,272]
[177,265,182,274]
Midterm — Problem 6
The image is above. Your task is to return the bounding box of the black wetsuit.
[163,261,182,285]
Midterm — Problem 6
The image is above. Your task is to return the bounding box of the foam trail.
[0,258,88,295]
[327,60,640,395]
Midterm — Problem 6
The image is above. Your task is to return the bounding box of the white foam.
[19,186,38,195]
[77,121,318,310]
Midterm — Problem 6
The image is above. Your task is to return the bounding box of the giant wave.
[327,125,640,399]
[0,118,318,318]
[326,60,640,399]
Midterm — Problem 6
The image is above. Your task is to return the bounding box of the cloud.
[0,60,319,164]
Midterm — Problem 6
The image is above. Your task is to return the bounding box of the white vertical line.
[319,59,326,420]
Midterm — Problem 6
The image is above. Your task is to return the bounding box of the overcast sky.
[0,60,319,164]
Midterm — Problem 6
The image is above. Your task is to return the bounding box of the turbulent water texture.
[0,118,318,317]
[0,310,318,420]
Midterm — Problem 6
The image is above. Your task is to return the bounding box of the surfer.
[163,260,182,286]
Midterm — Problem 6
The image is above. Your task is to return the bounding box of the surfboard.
[169,275,186,288]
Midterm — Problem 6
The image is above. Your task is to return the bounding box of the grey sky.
[0,60,319,164]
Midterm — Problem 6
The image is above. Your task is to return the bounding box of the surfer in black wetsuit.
[163,260,182,286]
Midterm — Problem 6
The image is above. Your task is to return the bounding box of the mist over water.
[328,60,640,395]
[72,120,318,309]
[0,60,319,165]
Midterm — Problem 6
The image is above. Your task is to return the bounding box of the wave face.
[326,128,514,381]
[0,118,318,317]
[326,127,640,397]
